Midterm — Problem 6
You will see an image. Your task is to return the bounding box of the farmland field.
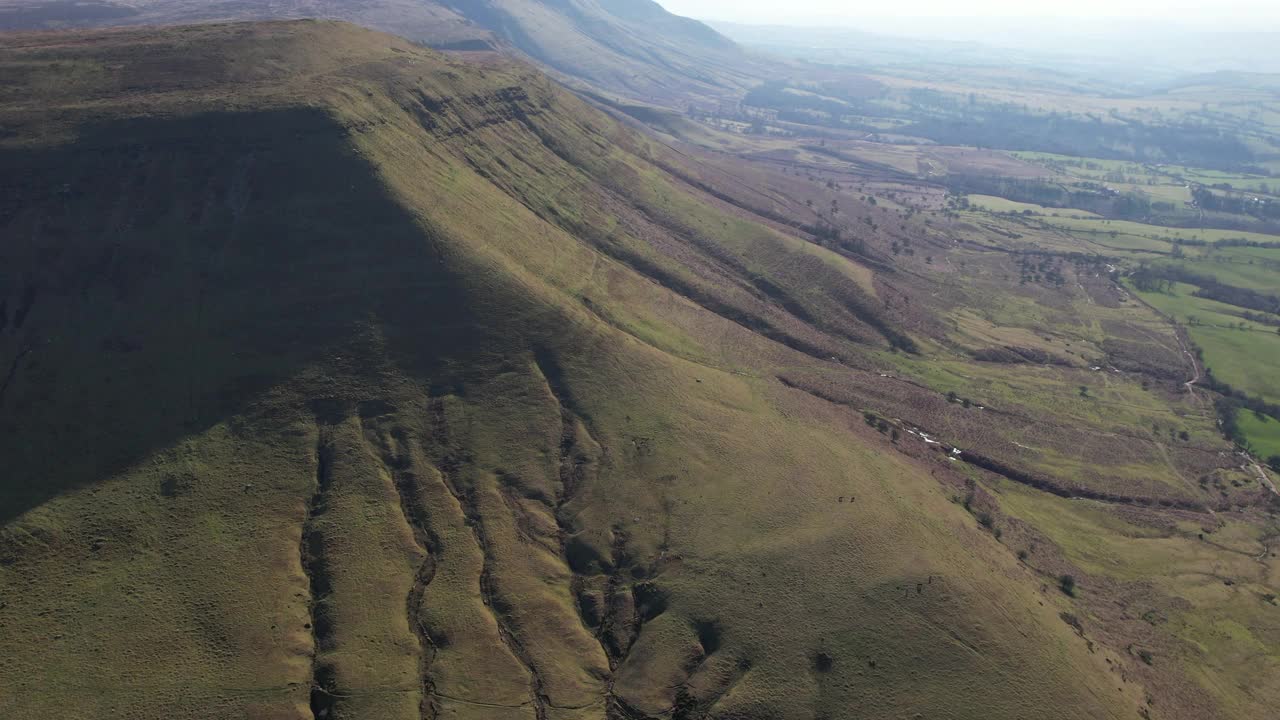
[1239,412,1280,458]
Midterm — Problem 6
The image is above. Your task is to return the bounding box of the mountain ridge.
[0,0,767,106]
[0,20,1148,720]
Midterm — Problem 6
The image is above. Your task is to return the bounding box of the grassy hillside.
[0,20,1184,720]
[645,106,1280,718]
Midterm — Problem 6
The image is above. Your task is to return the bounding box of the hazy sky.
[659,0,1280,31]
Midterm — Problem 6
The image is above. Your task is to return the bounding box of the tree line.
[1131,264,1280,315]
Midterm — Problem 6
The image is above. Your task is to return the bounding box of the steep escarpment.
[0,0,771,106]
[0,21,1147,720]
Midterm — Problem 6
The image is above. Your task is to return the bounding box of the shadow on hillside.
[0,108,487,525]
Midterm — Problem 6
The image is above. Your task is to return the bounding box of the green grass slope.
[0,20,1171,720]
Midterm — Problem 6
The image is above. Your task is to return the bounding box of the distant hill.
[444,0,763,103]
[0,0,769,105]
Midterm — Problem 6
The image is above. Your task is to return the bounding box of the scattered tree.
[1059,574,1077,596]
[1060,612,1084,635]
